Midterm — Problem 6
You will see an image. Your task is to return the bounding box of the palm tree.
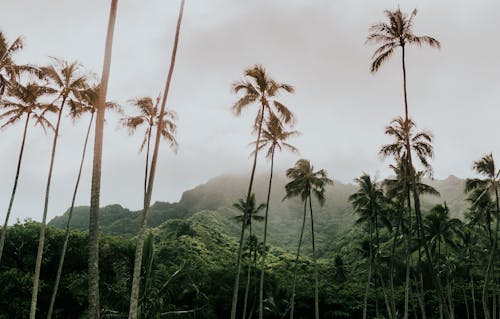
[464,154,500,319]
[349,174,389,319]
[29,58,88,319]
[367,9,446,317]
[121,95,178,200]
[231,64,295,319]
[128,1,184,318]
[233,194,265,319]
[284,159,332,319]
[384,159,440,319]
[380,116,451,318]
[47,84,121,319]
[366,7,440,121]
[0,32,37,96]
[88,0,119,317]
[253,115,299,319]
[424,203,461,319]
[0,82,55,263]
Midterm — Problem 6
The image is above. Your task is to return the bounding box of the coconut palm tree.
[89,1,118,317]
[0,82,55,263]
[366,7,440,121]
[47,84,121,319]
[0,32,37,96]
[29,58,88,319]
[128,1,184,318]
[121,95,177,200]
[423,203,462,319]
[368,9,447,317]
[383,159,440,319]
[253,114,299,319]
[233,194,265,319]
[284,159,332,319]
[379,116,451,318]
[465,153,500,319]
[231,64,295,319]
[350,174,390,319]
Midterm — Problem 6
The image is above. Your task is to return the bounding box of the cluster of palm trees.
[1,2,500,319]
[229,64,333,319]
[343,7,500,319]
[0,0,185,318]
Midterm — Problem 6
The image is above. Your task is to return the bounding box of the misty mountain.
[48,172,469,255]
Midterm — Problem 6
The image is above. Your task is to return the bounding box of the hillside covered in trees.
[1,2,500,319]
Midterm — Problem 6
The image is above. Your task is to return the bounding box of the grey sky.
[1,0,499,223]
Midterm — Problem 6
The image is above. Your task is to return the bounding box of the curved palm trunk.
[463,285,470,319]
[47,113,94,319]
[401,44,450,319]
[231,102,266,319]
[88,1,118,318]
[128,1,184,318]
[289,200,307,319]
[259,148,275,319]
[0,112,31,263]
[30,98,66,319]
[363,221,373,319]
[308,195,319,319]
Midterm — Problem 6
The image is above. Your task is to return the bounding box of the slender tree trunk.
[378,270,393,319]
[259,148,275,319]
[232,101,266,319]
[0,112,30,263]
[471,270,477,319]
[128,1,184,318]
[47,113,94,319]
[88,1,118,317]
[30,97,66,319]
[289,200,307,319]
[309,194,319,319]
[482,186,499,319]
[401,44,450,319]
[404,232,411,319]
[463,285,470,319]
[143,127,152,202]
[404,182,414,319]
[389,207,401,319]
[363,222,373,319]
[242,223,253,319]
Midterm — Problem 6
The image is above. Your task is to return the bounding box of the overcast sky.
[0,0,499,223]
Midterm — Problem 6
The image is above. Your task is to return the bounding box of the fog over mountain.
[1,0,499,224]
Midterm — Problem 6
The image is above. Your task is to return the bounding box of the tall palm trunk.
[470,266,477,319]
[231,102,266,319]
[143,127,152,201]
[401,44,450,319]
[389,208,401,319]
[375,215,392,319]
[30,97,66,319]
[309,194,319,319]
[289,200,307,319]
[482,186,499,319]
[363,221,373,319]
[89,1,118,317]
[0,112,31,263]
[259,147,275,319]
[128,1,184,318]
[47,113,94,319]
[463,286,470,319]
[242,223,253,319]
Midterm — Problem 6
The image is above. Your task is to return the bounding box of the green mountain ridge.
[48,172,469,256]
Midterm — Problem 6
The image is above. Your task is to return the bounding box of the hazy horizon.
[1,0,499,223]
